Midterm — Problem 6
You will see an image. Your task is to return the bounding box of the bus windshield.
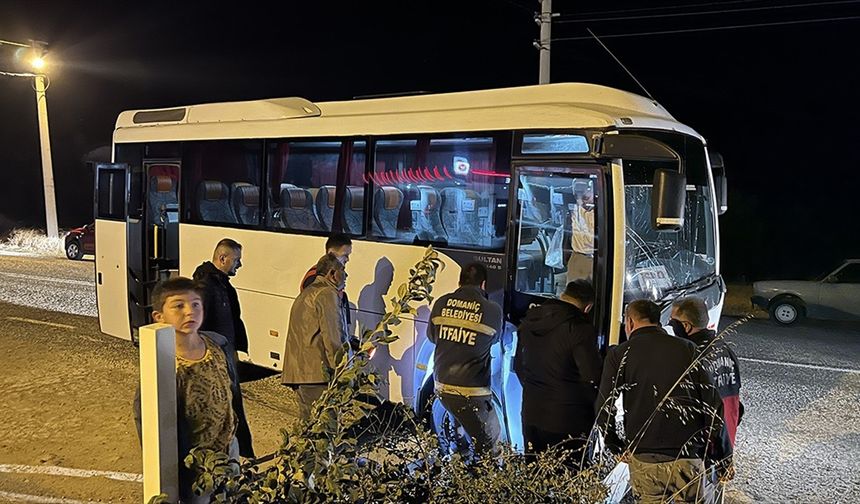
[623,157,716,302]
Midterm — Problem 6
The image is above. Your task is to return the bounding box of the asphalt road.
[720,317,860,503]
[0,253,96,317]
[1,253,858,502]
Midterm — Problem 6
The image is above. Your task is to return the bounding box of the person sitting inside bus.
[428,263,504,459]
[133,277,254,503]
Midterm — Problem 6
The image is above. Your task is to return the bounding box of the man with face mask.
[670,297,743,447]
[514,280,602,460]
[282,253,349,421]
[671,297,743,503]
[595,300,733,503]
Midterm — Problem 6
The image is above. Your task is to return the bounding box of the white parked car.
[752,259,860,325]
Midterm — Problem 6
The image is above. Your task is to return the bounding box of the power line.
[553,15,860,41]
[556,0,860,23]
[557,0,760,18]
[586,28,655,101]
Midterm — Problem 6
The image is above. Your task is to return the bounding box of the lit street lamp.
[0,38,58,238]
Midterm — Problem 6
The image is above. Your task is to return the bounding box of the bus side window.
[182,140,263,226]
[370,135,509,250]
[266,140,340,232]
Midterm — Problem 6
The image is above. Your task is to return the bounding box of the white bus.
[94,83,727,449]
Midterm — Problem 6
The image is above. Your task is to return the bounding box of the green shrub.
[166,247,608,503]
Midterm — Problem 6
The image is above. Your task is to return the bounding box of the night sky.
[1,0,858,281]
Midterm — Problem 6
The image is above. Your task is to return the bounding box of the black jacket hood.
[519,299,587,336]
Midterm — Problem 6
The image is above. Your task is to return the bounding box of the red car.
[64,223,95,260]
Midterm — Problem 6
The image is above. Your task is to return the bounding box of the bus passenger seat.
[372,186,403,238]
[196,180,237,223]
[280,186,323,231]
[413,185,447,242]
[148,175,178,226]
[441,187,480,246]
[315,185,337,231]
[343,186,365,235]
[231,182,260,225]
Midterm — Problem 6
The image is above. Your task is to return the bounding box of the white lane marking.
[0,271,93,287]
[739,356,860,375]
[5,317,76,330]
[0,490,94,503]
[0,464,143,483]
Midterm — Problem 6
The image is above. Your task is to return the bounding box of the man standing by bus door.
[192,238,254,458]
[428,263,504,458]
[514,279,602,461]
[193,238,249,358]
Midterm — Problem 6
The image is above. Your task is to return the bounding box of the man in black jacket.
[193,238,248,355]
[428,263,504,457]
[595,300,732,503]
[514,280,602,459]
[671,297,743,502]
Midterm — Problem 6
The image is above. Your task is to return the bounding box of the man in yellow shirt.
[567,183,595,282]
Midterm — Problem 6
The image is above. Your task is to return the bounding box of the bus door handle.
[152,224,160,259]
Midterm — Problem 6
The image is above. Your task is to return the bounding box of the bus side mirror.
[709,151,728,215]
[652,169,686,231]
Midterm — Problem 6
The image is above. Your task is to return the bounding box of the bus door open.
[94,162,131,340]
[501,162,606,449]
[126,159,181,336]
[506,164,605,324]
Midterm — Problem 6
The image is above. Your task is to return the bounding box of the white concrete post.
[33,72,59,239]
[139,323,178,502]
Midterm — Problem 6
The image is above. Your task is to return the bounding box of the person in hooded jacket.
[514,279,602,458]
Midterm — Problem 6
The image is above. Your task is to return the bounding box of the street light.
[0,38,58,238]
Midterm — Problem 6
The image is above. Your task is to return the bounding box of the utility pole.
[32,41,58,238]
[0,38,58,238]
[538,0,552,84]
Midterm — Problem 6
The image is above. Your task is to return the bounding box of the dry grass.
[724,284,767,319]
[0,228,65,258]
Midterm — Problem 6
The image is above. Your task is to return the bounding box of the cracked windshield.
[624,158,716,302]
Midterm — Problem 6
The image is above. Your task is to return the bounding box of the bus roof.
[114,83,703,143]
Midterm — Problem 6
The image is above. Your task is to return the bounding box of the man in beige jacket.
[281,253,348,421]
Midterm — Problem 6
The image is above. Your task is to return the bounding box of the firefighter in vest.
[428,262,504,457]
